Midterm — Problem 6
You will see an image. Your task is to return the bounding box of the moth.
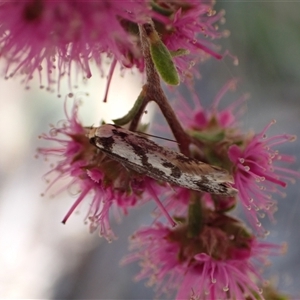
[88,124,237,196]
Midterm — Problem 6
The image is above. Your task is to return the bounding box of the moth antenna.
[136,131,179,144]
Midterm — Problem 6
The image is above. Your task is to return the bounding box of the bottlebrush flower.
[228,120,299,235]
[0,0,226,92]
[38,99,172,241]
[122,219,284,300]
[176,79,248,131]
[174,82,299,234]
[154,0,228,80]
[0,1,149,93]
[171,80,248,174]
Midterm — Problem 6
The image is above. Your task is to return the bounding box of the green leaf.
[148,30,180,85]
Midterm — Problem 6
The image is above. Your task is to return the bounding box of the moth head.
[86,127,97,140]
[86,124,118,140]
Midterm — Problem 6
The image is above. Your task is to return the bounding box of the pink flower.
[173,82,299,234]
[38,98,173,241]
[157,1,226,80]
[0,1,150,93]
[228,120,299,234]
[176,79,248,131]
[0,1,226,92]
[123,220,283,300]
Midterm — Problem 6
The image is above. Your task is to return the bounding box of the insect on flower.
[88,124,237,196]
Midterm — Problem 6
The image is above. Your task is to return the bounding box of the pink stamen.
[62,186,91,224]
[146,181,176,227]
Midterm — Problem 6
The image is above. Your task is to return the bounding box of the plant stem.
[138,23,191,155]
[129,87,150,131]
[114,86,147,126]
[187,192,204,238]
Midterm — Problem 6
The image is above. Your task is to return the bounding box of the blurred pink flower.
[0,1,149,93]
[123,221,283,300]
[228,120,299,234]
[177,79,248,130]
[38,99,171,240]
[0,0,226,92]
